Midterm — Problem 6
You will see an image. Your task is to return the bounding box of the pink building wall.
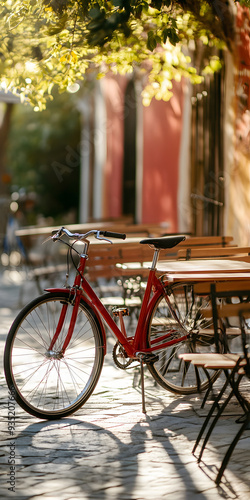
[102,76,184,232]
[142,82,184,231]
[102,76,126,217]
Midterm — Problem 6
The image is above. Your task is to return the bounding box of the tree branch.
[176,0,236,50]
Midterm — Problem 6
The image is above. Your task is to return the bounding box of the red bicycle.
[4,227,217,420]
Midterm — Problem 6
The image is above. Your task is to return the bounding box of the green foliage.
[237,1,250,6]
[0,0,241,108]
[7,90,81,220]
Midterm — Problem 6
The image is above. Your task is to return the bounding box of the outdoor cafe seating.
[179,282,250,485]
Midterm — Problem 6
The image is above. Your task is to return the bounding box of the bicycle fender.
[45,287,107,354]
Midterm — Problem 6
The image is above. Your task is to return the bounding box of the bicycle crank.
[112,342,134,369]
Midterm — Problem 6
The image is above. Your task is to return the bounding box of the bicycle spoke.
[147,285,221,394]
[5,292,104,419]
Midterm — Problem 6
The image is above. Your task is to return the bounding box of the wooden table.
[156,259,250,283]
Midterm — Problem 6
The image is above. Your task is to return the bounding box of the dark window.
[123,81,137,220]
[190,53,225,236]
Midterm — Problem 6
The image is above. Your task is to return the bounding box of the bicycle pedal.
[112,307,129,317]
[138,353,159,364]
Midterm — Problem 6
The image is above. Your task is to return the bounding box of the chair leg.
[200,367,220,410]
[196,367,242,462]
[192,375,230,454]
[215,412,250,485]
[194,365,244,459]
[196,370,246,465]
[230,375,249,415]
[197,388,235,463]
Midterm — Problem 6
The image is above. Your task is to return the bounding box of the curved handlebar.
[99,230,126,240]
[51,226,126,242]
[52,227,83,239]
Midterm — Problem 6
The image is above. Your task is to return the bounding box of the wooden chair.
[177,245,250,262]
[178,235,234,250]
[181,284,250,484]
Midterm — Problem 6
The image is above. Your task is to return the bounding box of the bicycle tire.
[147,283,221,394]
[4,291,105,419]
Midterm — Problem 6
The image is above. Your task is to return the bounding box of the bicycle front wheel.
[147,284,220,394]
[4,292,105,419]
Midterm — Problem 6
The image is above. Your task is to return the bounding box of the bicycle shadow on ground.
[4,392,198,500]
[10,417,139,500]
[7,391,249,500]
[3,361,250,500]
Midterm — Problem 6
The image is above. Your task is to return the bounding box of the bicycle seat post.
[150,248,160,271]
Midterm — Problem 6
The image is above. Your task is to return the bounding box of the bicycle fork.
[47,291,81,358]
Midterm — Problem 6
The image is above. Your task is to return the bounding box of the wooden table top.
[156,259,250,274]
[154,259,250,283]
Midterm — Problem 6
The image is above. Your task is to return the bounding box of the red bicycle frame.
[47,243,188,358]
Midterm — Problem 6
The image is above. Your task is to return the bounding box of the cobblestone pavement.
[0,269,250,500]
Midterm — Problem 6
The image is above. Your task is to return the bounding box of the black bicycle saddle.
[140,235,186,250]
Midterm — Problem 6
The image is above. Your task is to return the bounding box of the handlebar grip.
[99,231,126,240]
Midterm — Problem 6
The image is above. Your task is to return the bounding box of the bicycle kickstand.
[137,352,159,414]
[138,355,147,414]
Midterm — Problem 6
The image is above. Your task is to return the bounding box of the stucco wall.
[102,76,184,230]
[142,82,184,231]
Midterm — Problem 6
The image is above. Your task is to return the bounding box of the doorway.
[122,80,137,220]
[190,69,225,236]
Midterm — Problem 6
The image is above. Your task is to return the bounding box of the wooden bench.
[193,279,250,296]
[15,221,170,252]
[86,235,237,277]
[178,235,234,249]
[15,222,168,298]
[177,245,250,261]
[83,236,240,313]
[17,228,238,309]
[34,237,241,294]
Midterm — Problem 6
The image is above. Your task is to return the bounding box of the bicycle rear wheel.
[4,292,105,419]
[147,284,221,394]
